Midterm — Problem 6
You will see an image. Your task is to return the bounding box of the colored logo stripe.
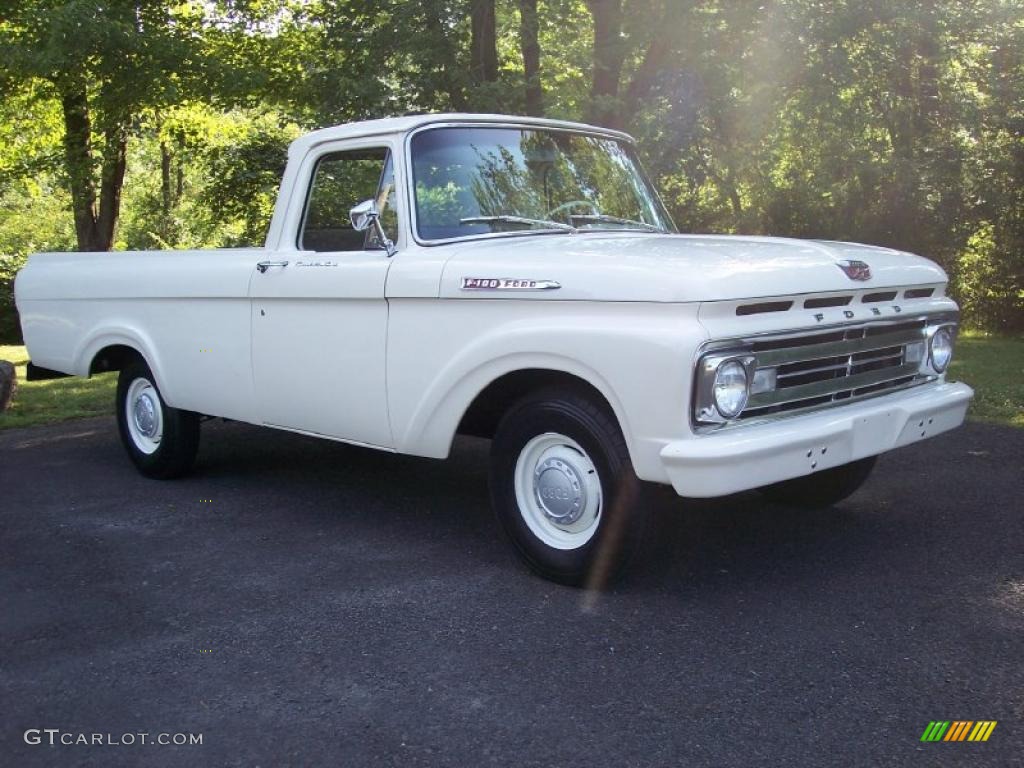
[944,721,972,741]
[969,721,997,742]
[921,721,996,742]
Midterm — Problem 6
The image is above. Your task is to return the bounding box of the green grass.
[0,344,116,430]
[1,334,1022,431]
[950,332,1024,428]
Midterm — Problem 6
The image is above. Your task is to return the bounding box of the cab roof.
[288,113,635,159]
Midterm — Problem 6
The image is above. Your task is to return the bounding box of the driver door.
[250,144,398,447]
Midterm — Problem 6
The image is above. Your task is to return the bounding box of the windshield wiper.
[569,214,664,232]
[460,215,576,233]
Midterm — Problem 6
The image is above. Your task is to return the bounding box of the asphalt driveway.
[1,416,1021,767]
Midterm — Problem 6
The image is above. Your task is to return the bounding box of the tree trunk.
[95,122,128,251]
[622,31,673,119]
[58,83,103,251]
[470,0,498,85]
[586,0,626,128]
[518,0,543,115]
[57,81,128,252]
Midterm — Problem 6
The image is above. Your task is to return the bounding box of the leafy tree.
[203,117,299,246]
[0,2,223,250]
[0,0,1021,332]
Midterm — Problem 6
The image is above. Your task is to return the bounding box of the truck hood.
[438,233,946,302]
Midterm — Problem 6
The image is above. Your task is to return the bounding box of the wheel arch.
[75,328,168,395]
[397,353,637,469]
[458,368,617,440]
[88,343,145,375]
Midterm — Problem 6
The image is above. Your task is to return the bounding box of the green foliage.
[119,107,300,249]
[204,117,299,246]
[0,254,27,343]
[0,0,1022,334]
[0,88,64,184]
[953,225,1024,333]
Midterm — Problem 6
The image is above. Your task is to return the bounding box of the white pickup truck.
[16,113,973,585]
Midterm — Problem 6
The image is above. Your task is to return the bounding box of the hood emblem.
[837,260,871,281]
[461,277,561,291]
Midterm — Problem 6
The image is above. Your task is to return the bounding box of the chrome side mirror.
[349,199,378,232]
[349,199,396,256]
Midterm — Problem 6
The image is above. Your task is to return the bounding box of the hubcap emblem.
[535,458,585,525]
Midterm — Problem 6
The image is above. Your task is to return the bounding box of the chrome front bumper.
[661,381,973,498]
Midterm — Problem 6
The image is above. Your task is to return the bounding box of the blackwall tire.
[489,388,648,587]
[116,359,200,480]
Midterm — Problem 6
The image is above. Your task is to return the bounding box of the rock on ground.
[0,360,16,411]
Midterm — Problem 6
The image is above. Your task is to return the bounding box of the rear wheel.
[116,359,200,479]
[489,388,647,587]
[759,456,877,509]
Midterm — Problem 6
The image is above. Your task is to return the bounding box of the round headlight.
[930,327,953,373]
[713,360,749,419]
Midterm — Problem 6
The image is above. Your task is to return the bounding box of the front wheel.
[489,389,648,587]
[759,456,877,509]
[116,359,200,479]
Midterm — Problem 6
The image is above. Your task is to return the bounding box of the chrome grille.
[741,320,928,418]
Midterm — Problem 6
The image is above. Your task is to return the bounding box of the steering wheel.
[546,199,600,222]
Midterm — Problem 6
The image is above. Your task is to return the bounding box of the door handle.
[256,260,289,274]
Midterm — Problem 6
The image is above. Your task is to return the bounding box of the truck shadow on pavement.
[187,419,949,596]
[5,415,1019,601]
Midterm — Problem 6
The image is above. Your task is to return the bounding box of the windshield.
[410,126,675,241]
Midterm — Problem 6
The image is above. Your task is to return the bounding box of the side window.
[300,147,398,252]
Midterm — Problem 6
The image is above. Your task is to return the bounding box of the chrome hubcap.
[125,377,163,455]
[535,456,586,525]
[514,433,603,550]
[134,394,157,437]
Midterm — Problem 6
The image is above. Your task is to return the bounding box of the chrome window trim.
[689,311,959,433]
[279,135,407,256]
[296,145,396,253]
[402,121,675,247]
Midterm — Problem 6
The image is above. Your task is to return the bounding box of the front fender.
[387,299,705,483]
[405,349,630,455]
